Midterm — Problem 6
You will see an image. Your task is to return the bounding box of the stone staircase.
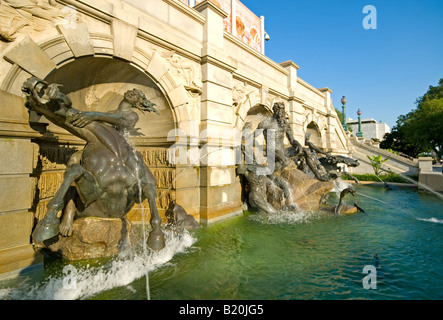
[349,137,419,175]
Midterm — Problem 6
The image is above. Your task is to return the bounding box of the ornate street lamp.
[340,96,349,131]
[356,108,363,137]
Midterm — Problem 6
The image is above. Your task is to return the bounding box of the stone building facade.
[347,118,391,140]
[0,0,349,277]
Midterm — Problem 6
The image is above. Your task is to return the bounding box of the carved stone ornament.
[162,50,203,95]
[0,0,73,42]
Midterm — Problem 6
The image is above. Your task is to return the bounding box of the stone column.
[280,60,304,143]
[0,90,44,278]
[319,87,334,152]
[325,113,337,152]
[195,0,242,223]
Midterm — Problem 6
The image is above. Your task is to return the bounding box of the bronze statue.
[318,154,360,183]
[238,117,297,214]
[165,200,201,232]
[22,77,165,251]
[237,163,279,214]
[320,187,365,215]
[295,132,331,181]
[256,102,303,172]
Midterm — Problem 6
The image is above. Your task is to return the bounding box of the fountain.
[21,77,199,260]
[1,82,442,301]
[1,0,442,302]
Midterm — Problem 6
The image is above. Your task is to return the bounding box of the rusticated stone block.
[0,211,33,250]
[0,176,33,212]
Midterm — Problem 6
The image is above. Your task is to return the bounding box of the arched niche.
[306,121,323,148]
[243,103,272,131]
[44,56,175,145]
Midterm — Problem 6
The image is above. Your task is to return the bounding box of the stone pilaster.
[280,60,305,144]
[195,0,242,223]
[0,90,43,278]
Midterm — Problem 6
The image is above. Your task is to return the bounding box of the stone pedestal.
[418,157,433,173]
[418,157,443,192]
[43,217,136,260]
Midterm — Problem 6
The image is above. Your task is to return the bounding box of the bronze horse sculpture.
[22,77,165,251]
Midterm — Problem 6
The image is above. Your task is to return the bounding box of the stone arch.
[243,103,272,131]
[0,22,197,129]
[44,56,175,143]
[305,121,323,148]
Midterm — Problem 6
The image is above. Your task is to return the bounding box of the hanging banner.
[235,0,261,52]
[194,0,262,53]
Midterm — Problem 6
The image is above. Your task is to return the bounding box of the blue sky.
[240,0,443,128]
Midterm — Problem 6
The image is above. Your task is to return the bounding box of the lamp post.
[356,108,363,137]
[341,96,348,131]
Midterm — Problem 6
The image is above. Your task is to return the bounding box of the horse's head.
[22,77,71,123]
[22,77,49,102]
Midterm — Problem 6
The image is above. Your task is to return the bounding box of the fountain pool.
[1,184,442,300]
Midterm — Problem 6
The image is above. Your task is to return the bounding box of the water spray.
[124,131,151,300]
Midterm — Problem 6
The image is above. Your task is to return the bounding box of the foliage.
[366,155,388,175]
[381,78,443,158]
[385,148,399,155]
[341,173,418,183]
[401,97,443,158]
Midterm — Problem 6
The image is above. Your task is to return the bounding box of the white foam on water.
[3,230,196,300]
[0,288,12,300]
[249,208,323,225]
[417,217,443,224]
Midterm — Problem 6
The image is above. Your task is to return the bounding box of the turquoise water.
[1,185,443,300]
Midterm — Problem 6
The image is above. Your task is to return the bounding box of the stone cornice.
[201,54,237,73]
[318,87,332,94]
[297,78,325,98]
[268,88,289,101]
[279,60,300,70]
[163,0,206,24]
[194,0,229,19]
[289,96,305,104]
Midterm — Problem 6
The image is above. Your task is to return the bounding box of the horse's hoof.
[32,219,60,243]
[147,230,165,251]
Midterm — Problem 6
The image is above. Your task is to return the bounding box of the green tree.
[381,78,443,158]
[402,97,443,158]
[380,114,424,157]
